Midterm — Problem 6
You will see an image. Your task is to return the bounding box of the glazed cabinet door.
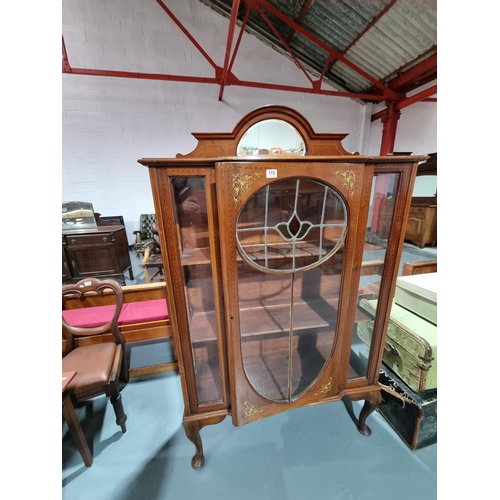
[148,168,229,415]
[215,161,371,425]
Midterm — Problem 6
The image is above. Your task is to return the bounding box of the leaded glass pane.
[236,178,347,402]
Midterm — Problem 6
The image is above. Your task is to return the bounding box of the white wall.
[62,0,437,242]
[366,100,437,157]
[367,87,438,197]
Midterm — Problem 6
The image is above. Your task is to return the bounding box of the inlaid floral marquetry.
[232,172,262,206]
[334,170,356,198]
[315,377,332,395]
[243,400,263,417]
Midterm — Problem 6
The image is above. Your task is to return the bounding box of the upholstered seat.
[62,278,128,435]
[63,343,120,399]
[62,299,168,328]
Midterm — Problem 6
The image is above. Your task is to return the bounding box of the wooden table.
[62,371,93,467]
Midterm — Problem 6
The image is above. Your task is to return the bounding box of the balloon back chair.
[62,278,129,433]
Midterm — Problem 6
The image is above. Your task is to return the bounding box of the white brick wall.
[62,0,437,242]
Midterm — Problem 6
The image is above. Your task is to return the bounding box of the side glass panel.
[236,178,347,401]
[348,173,400,379]
[171,177,223,405]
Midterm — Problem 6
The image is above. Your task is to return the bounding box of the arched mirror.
[237,119,306,156]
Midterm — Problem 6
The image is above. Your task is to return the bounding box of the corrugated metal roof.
[200,0,437,99]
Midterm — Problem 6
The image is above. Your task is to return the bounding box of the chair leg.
[62,394,93,467]
[110,392,127,433]
[107,382,127,433]
[120,358,130,384]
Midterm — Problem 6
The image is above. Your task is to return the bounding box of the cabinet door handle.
[71,239,75,244]
[103,237,107,243]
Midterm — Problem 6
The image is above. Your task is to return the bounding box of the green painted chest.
[357,298,437,393]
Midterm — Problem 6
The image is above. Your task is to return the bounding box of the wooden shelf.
[181,247,212,266]
[181,245,383,276]
[188,297,373,344]
[181,242,326,267]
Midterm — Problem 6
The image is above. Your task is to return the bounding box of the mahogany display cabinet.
[138,106,425,470]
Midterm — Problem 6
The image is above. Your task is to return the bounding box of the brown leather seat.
[62,278,129,434]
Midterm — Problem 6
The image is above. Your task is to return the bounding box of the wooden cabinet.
[138,106,424,469]
[404,153,437,248]
[62,218,133,284]
[404,197,437,248]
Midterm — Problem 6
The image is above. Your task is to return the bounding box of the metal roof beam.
[396,85,437,111]
[228,4,251,76]
[286,0,315,44]
[371,84,437,121]
[327,0,398,74]
[62,36,71,72]
[157,0,218,71]
[62,61,385,101]
[219,0,242,101]
[62,2,401,102]
[254,0,396,98]
[257,6,314,86]
[62,67,219,85]
[387,54,437,91]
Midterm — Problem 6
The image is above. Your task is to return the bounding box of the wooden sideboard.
[62,215,133,284]
[405,153,437,248]
[138,105,424,470]
[404,197,437,248]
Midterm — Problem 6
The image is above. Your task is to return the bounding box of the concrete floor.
[62,242,437,499]
[62,372,437,500]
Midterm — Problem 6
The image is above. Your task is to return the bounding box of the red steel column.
[371,101,401,232]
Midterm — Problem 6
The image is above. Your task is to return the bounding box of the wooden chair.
[62,278,129,434]
[141,222,165,283]
[133,214,156,257]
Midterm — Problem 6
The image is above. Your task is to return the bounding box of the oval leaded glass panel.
[236,177,348,402]
[236,178,348,273]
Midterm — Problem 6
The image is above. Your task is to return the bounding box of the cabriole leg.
[184,414,226,470]
[185,421,204,470]
[357,390,382,436]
